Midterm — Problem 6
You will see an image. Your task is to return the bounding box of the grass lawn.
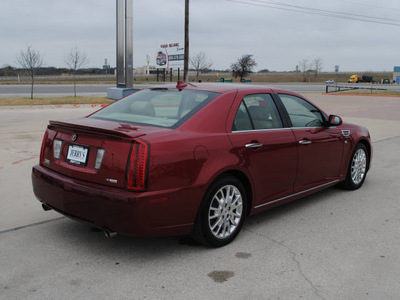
[0,96,115,106]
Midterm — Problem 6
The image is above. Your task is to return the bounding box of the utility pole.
[184,0,189,82]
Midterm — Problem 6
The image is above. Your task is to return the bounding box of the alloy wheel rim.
[208,185,243,239]
[351,149,367,185]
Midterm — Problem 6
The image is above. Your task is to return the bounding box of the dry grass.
[0,96,114,106]
[0,72,397,105]
[1,72,393,85]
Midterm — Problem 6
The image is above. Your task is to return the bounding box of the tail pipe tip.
[42,204,52,211]
[103,228,117,238]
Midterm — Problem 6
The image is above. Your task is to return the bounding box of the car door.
[277,93,344,192]
[228,92,297,207]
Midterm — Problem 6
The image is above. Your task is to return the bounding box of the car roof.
[152,82,276,94]
[148,83,305,101]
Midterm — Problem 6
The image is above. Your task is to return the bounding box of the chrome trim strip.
[289,126,325,130]
[232,125,331,134]
[232,128,292,134]
[254,179,340,209]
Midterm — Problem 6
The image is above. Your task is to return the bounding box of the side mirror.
[328,115,342,126]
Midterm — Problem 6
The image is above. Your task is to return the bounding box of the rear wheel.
[341,143,368,190]
[192,176,247,247]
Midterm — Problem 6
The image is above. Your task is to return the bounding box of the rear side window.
[232,94,283,131]
[278,94,324,127]
[90,89,220,128]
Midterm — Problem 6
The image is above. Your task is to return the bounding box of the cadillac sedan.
[32,82,371,247]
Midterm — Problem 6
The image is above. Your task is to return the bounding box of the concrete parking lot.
[1,93,400,299]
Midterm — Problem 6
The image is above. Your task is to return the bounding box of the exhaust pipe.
[42,204,52,211]
[103,228,117,238]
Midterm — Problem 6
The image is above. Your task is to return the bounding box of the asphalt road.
[2,83,400,98]
[1,94,400,299]
[0,83,320,97]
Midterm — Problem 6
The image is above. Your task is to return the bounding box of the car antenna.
[176,80,196,91]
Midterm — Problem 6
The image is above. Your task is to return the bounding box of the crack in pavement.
[373,135,400,144]
[0,217,65,235]
[244,228,327,300]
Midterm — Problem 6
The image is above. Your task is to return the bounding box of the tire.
[192,176,247,247]
[341,143,369,190]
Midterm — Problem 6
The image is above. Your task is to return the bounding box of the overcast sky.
[1,0,400,72]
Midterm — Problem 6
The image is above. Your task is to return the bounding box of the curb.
[323,93,400,98]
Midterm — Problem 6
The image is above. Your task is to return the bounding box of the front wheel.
[192,176,247,247]
[341,143,369,190]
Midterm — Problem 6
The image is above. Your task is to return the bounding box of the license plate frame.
[66,144,89,166]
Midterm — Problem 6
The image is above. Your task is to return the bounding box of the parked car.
[32,82,372,247]
[326,79,335,84]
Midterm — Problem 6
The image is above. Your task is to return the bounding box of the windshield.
[90,88,220,128]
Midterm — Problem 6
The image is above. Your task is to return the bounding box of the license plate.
[66,145,89,166]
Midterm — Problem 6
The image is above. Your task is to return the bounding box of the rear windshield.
[90,88,220,128]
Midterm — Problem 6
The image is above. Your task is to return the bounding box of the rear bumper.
[32,165,202,237]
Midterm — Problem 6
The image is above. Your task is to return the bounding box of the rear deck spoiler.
[49,119,146,140]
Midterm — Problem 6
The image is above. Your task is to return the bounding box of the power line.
[227,0,400,27]
[262,0,400,22]
[331,0,400,13]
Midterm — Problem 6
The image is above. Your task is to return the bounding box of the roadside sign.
[156,42,184,69]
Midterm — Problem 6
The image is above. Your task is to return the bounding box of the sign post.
[335,65,339,91]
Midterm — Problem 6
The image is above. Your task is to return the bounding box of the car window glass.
[233,94,283,131]
[278,94,324,127]
[90,89,219,128]
[232,101,253,131]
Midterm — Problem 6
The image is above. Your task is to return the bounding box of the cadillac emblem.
[71,133,77,141]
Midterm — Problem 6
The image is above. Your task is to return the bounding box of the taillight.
[127,140,149,191]
[40,130,49,165]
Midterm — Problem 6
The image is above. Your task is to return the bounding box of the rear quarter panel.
[142,91,241,214]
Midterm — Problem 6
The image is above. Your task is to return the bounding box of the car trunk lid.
[41,118,159,189]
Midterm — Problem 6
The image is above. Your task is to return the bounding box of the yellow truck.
[348,75,373,83]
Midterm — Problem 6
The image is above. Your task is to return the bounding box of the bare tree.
[16,45,44,99]
[231,54,257,82]
[299,58,323,82]
[312,57,323,80]
[64,46,88,97]
[298,59,310,82]
[190,52,213,80]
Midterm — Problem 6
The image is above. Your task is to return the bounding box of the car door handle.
[245,143,263,149]
[299,140,312,145]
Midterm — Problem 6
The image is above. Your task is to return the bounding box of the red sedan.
[32,82,372,247]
